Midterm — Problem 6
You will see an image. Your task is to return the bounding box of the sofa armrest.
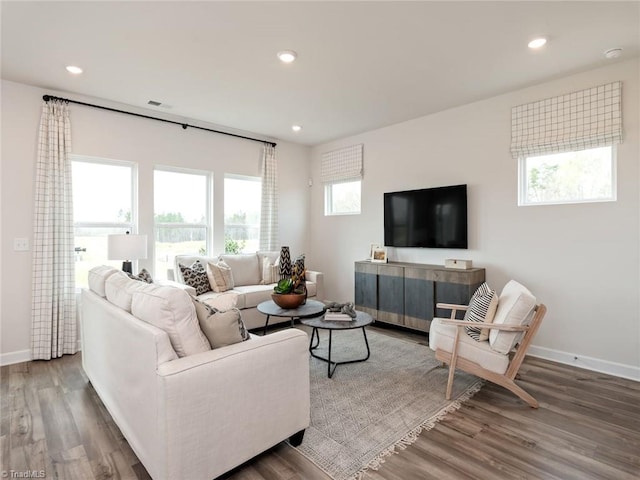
[155,279,196,296]
[156,328,310,479]
[306,270,324,301]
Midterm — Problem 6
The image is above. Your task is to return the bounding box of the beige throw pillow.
[260,256,279,285]
[192,297,250,349]
[206,261,234,293]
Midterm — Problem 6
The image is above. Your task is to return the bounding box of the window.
[325,180,361,215]
[72,156,136,288]
[224,175,261,253]
[321,144,363,216]
[154,168,211,279]
[511,82,622,207]
[519,146,616,206]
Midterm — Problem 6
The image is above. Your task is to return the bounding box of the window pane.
[155,227,207,280]
[224,177,261,253]
[74,226,126,288]
[73,162,132,223]
[154,170,207,223]
[326,180,361,215]
[521,146,614,205]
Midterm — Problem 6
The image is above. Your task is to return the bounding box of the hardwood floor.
[2,326,639,480]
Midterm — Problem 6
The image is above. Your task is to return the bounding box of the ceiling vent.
[147,100,162,106]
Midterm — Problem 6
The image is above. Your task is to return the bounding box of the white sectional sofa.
[171,251,325,330]
[81,266,310,480]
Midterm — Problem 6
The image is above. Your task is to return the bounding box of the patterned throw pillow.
[127,268,153,283]
[179,261,212,296]
[464,282,499,342]
[192,297,250,349]
[206,261,234,292]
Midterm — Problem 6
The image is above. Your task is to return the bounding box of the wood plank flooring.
[1,325,638,480]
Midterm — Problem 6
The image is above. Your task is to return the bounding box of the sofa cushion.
[206,261,234,292]
[464,282,498,342]
[429,317,509,374]
[88,265,120,297]
[179,261,212,295]
[219,254,260,287]
[233,284,278,309]
[105,270,153,312]
[489,280,536,354]
[192,297,250,349]
[131,285,210,357]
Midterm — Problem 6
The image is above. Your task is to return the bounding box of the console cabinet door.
[354,262,378,317]
[404,267,434,332]
[434,281,483,319]
[376,264,404,326]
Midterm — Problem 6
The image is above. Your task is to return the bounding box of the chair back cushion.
[219,254,260,286]
[489,280,536,354]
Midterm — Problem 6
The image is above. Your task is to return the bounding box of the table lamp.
[108,231,148,274]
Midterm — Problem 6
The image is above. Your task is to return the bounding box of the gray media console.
[354,260,485,333]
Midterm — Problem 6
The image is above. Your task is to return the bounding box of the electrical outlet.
[14,238,29,251]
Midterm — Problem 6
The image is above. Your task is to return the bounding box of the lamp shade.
[108,234,148,261]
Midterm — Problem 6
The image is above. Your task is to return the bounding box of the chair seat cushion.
[429,317,509,374]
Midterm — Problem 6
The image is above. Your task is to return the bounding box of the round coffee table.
[300,311,373,378]
[257,299,326,335]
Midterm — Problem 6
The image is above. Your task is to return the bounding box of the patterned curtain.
[259,144,279,250]
[31,99,77,360]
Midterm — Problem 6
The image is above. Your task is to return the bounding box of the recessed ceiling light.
[292,125,302,132]
[65,65,83,74]
[528,37,547,49]
[277,50,297,63]
[604,48,623,59]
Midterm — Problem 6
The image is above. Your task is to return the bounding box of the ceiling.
[2,1,638,146]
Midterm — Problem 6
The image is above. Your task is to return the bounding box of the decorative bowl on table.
[271,292,306,309]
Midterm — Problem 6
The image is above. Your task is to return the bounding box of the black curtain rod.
[42,94,277,148]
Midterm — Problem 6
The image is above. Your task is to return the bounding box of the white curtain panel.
[31,100,77,360]
[259,144,279,250]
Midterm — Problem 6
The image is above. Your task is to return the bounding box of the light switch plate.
[14,237,29,251]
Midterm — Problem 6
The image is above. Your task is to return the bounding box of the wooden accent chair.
[429,280,547,408]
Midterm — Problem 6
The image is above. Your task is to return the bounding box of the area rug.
[293,327,482,480]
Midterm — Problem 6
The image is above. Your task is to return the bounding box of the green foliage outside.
[225,235,246,254]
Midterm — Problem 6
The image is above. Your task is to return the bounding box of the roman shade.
[320,144,363,183]
[510,81,622,159]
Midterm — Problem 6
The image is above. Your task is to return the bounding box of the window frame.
[324,179,362,216]
[153,165,213,259]
[223,173,262,253]
[71,155,138,288]
[517,145,617,207]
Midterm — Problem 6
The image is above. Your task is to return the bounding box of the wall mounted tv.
[384,184,468,249]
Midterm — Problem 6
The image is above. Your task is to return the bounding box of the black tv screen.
[384,184,467,249]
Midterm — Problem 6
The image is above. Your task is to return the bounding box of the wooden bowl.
[272,293,306,309]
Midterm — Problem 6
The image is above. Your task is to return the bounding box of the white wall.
[309,59,640,379]
[0,79,311,363]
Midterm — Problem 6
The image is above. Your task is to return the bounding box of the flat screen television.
[384,184,467,249]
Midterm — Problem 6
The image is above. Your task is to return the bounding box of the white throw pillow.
[131,285,210,358]
[489,280,536,354]
[105,271,152,312]
[206,261,234,292]
[464,282,499,342]
[260,256,279,285]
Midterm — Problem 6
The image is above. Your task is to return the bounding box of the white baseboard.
[528,345,640,382]
[1,340,82,367]
[0,349,31,366]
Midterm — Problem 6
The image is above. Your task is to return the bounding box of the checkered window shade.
[510,81,622,159]
[320,144,363,183]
